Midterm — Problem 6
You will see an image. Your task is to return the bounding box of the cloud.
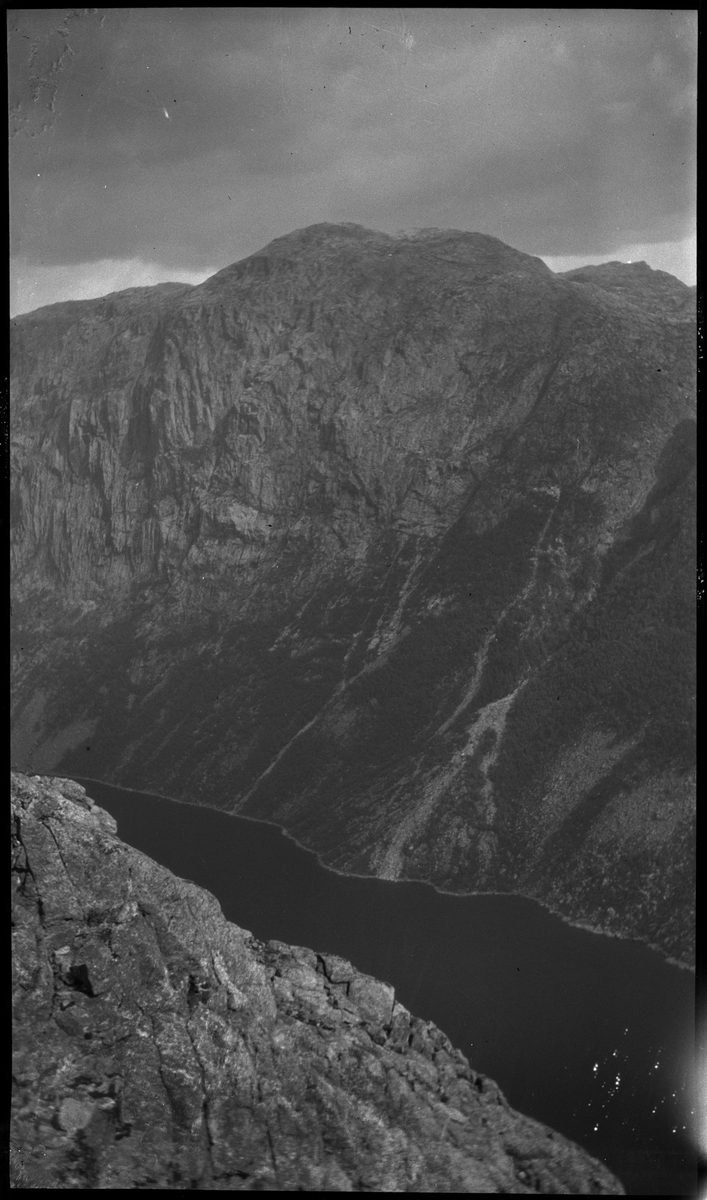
[10,256,214,318]
[542,234,696,286]
[9,8,696,302]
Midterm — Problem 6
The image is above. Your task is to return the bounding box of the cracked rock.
[11,771,624,1192]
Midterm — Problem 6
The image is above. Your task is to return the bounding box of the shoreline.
[62,770,694,975]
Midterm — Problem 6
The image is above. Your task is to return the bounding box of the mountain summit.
[11,224,695,964]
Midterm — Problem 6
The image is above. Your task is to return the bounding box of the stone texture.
[10,223,695,965]
[11,771,624,1192]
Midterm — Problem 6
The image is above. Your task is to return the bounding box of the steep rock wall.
[10,224,696,964]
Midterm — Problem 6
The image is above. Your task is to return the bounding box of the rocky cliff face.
[10,223,695,964]
[11,772,624,1192]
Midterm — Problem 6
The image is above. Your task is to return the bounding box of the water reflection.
[587,1036,692,1139]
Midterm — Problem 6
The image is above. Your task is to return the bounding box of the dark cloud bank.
[9,8,696,312]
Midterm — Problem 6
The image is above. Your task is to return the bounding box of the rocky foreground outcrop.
[11,223,695,964]
[11,772,623,1192]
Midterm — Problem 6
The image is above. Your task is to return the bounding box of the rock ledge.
[12,771,623,1192]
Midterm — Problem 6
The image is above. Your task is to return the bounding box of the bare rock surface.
[11,224,695,965]
[11,771,624,1192]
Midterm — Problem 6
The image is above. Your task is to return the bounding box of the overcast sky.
[9,7,696,315]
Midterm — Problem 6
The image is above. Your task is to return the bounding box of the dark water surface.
[76,777,697,1196]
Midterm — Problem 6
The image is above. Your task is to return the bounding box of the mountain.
[11,771,624,1191]
[10,223,696,965]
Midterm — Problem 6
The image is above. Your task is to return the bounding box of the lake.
[75,776,697,1196]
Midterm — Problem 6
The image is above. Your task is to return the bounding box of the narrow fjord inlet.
[11,229,695,1191]
[12,8,697,1190]
[78,777,697,1196]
